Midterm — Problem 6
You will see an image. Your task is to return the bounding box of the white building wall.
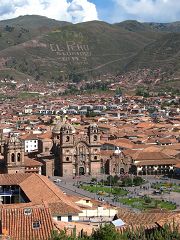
[53,215,79,222]
[72,216,79,221]
[79,207,117,218]
[24,139,38,153]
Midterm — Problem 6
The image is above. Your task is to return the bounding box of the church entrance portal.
[79,167,85,175]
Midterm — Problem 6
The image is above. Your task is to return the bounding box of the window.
[68,215,72,222]
[86,200,90,203]
[66,136,70,142]
[57,135,60,139]
[17,153,21,162]
[24,208,32,215]
[93,135,97,141]
[66,157,69,161]
[94,156,97,160]
[11,153,15,162]
[32,221,41,229]
[57,216,61,221]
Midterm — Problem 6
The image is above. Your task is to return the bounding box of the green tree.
[86,109,96,118]
[91,224,119,240]
[50,223,180,240]
[133,176,144,186]
[121,177,132,187]
[107,175,115,186]
[115,87,122,96]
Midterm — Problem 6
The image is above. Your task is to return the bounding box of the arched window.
[66,157,69,161]
[94,156,97,160]
[93,135,97,141]
[11,153,15,162]
[17,153,21,162]
[66,136,70,142]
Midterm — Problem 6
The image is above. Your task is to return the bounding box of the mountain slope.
[0,15,70,29]
[0,15,180,86]
[0,15,71,51]
[0,18,162,81]
[125,33,180,73]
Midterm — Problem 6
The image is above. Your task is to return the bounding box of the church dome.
[60,123,76,133]
[89,123,98,130]
[52,121,63,134]
[52,122,76,134]
[9,136,21,144]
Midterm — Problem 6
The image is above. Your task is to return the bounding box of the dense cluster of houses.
[0,91,179,176]
[0,89,179,239]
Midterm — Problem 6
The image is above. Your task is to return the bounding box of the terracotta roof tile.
[0,173,81,216]
[0,203,53,240]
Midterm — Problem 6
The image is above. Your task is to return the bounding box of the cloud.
[0,0,98,23]
[67,0,98,22]
[0,0,28,15]
[113,0,180,22]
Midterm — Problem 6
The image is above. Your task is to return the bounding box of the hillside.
[0,15,180,87]
[125,33,180,73]
[0,17,162,82]
[118,20,180,33]
[145,22,180,33]
[0,15,71,51]
[0,15,70,30]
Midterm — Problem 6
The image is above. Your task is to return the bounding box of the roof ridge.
[32,174,64,201]
[31,174,80,211]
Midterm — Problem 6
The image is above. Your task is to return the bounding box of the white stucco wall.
[53,215,79,222]
[24,139,38,152]
[79,207,117,218]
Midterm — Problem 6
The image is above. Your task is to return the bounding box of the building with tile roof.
[0,203,54,240]
[0,173,84,239]
[0,173,81,218]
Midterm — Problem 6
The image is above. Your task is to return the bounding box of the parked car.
[153,190,161,195]
[53,179,62,183]
[160,176,169,180]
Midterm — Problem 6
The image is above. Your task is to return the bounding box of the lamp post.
[96,173,98,199]
[102,162,105,187]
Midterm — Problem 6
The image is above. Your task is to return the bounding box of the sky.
[0,0,180,24]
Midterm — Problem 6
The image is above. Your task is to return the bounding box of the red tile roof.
[0,203,54,240]
[0,173,81,216]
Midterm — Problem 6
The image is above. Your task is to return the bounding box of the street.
[51,175,180,211]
